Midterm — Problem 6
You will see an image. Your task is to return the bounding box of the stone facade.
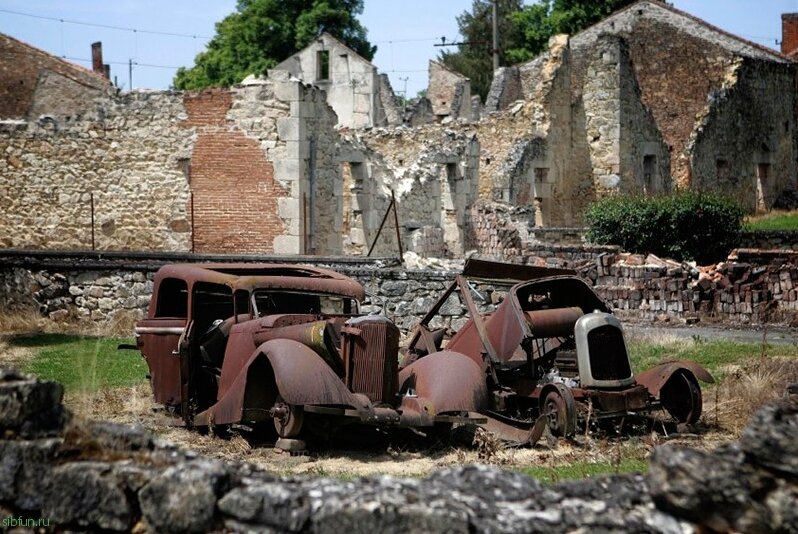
[427,60,473,121]
[488,0,797,212]
[272,32,395,129]
[0,91,193,252]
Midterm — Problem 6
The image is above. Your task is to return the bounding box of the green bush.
[585,191,744,264]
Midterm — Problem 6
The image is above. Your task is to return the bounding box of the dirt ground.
[54,379,738,479]
[3,327,794,479]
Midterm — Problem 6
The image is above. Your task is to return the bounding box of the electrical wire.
[0,8,212,39]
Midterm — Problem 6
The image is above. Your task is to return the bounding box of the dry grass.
[0,339,35,369]
[708,358,798,432]
[0,310,138,338]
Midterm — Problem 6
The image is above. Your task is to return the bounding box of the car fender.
[636,360,715,397]
[195,339,363,426]
[398,350,487,414]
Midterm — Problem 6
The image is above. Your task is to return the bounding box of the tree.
[439,0,525,102]
[173,0,375,90]
[441,0,637,100]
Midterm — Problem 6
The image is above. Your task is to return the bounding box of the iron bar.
[391,189,403,263]
[367,195,395,257]
[90,192,95,251]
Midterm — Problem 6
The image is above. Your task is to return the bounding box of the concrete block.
[272,235,302,254]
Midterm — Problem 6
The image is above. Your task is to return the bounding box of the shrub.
[585,191,744,264]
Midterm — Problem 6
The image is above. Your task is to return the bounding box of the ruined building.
[272,32,402,129]
[485,0,797,213]
[1,0,796,258]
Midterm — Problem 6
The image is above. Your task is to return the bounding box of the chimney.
[91,42,107,78]
[781,13,798,55]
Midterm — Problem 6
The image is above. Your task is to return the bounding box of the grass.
[744,210,798,231]
[518,458,648,484]
[627,336,798,380]
[7,333,147,393]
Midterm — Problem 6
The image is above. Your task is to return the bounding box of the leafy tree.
[174,0,375,90]
[439,0,526,102]
[442,0,637,100]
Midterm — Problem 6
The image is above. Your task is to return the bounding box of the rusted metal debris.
[134,260,713,451]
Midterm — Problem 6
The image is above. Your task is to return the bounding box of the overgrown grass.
[7,333,146,392]
[627,336,798,380]
[517,458,648,484]
[744,210,798,231]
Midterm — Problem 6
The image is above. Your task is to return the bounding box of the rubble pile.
[1,368,796,533]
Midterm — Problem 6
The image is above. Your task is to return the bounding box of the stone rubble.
[0,369,796,533]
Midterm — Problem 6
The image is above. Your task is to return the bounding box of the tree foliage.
[173,0,375,90]
[441,0,637,99]
[585,192,745,265]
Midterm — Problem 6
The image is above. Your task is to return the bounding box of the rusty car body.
[135,263,485,446]
[402,258,714,443]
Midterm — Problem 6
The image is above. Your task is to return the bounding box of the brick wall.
[781,13,798,55]
[182,90,287,254]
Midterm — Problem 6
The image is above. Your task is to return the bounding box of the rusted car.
[134,263,484,448]
[403,259,714,443]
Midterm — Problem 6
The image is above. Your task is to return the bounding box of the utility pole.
[492,0,500,71]
[399,76,409,99]
[128,59,133,91]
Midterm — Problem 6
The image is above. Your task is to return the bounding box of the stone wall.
[689,58,797,211]
[344,125,480,258]
[1,369,796,532]
[2,248,797,331]
[427,60,472,121]
[271,33,383,129]
[0,91,193,252]
[486,1,796,210]
[0,73,347,256]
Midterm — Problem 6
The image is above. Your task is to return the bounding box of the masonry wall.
[689,58,797,211]
[3,249,797,330]
[428,61,472,121]
[272,34,381,129]
[344,125,480,258]
[0,91,193,251]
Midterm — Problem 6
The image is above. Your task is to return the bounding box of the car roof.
[153,263,365,300]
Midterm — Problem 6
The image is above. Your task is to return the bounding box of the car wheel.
[542,389,576,437]
[272,396,304,438]
[661,371,702,424]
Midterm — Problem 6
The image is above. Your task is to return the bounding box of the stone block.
[272,235,302,254]
[272,79,302,102]
[0,369,68,437]
[140,460,231,534]
[273,159,302,183]
[276,117,305,142]
[277,198,300,220]
[43,462,137,531]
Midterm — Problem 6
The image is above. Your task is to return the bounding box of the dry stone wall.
[1,369,796,532]
[2,249,798,331]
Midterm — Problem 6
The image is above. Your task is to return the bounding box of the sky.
[1,1,798,97]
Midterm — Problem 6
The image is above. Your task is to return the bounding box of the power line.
[64,56,182,70]
[0,8,212,40]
